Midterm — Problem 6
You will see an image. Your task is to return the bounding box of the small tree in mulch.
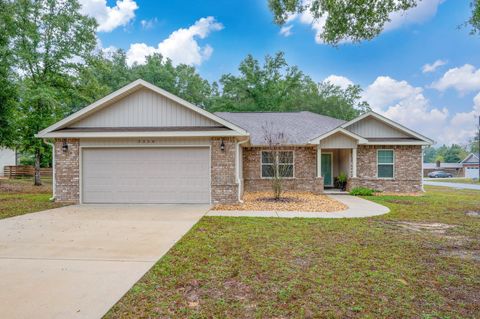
[261,122,292,200]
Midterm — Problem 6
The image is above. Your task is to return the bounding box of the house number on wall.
[137,139,157,144]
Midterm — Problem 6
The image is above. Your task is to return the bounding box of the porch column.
[317,146,322,177]
[352,148,357,178]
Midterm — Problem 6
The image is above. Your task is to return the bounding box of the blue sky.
[81,0,480,146]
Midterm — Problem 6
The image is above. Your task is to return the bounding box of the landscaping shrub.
[349,187,376,196]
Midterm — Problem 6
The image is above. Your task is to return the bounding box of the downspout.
[236,137,249,203]
[42,139,55,201]
[421,146,425,192]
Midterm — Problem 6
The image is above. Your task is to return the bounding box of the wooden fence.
[3,165,53,179]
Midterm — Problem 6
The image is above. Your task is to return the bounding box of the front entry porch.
[317,148,356,190]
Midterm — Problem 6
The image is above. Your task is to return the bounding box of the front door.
[321,153,333,187]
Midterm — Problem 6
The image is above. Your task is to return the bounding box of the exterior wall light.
[62,140,68,153]
[220,140,225,151]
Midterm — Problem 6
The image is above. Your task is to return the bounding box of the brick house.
[36,79,433,204]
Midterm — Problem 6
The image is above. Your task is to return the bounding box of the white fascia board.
[35,130,248,138]
[308,127,368,144]
[364,141,431,146]
[37,79,249,137]
[341,111,434,145]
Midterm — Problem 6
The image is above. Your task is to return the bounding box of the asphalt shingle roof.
[215,111,345,145]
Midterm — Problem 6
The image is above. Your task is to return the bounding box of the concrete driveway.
[0,204,208,319]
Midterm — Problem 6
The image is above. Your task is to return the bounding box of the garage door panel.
[82,147,210,204]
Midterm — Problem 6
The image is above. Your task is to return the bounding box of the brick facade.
[54,139,80,202]
[243,146,324,194]
[347,145,423,193]
[211,137,239,203]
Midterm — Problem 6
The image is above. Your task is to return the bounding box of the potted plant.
[336,172,348,191]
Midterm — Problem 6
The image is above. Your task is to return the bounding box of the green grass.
[0,178,66,220]
[106,186,480,319]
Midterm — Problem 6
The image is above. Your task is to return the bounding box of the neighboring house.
[0,148,16,177]
[461,153,479,178]
[423,153,479,178]
[36,79,433,204]
[423,162,464,177]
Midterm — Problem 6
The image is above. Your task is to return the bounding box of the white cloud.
[290,0,442,44]
[362,76,422,111]
[279,25,293,37]
[79,0,138,32]
[362,75,480,145]
[384,0,443,31]
[140,18,158,30]
[430,64,480,94]
[362,76,450,143]
[323,75,354,89]
[422,59,447,73]
[126,17,223,66]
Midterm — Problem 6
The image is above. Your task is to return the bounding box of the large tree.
[209,52,369,120]
[11,0,97,185]
[0,0,17,148]
[268,0,480,45]
[79,51,213,109]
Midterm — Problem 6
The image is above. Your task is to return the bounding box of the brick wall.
[54,139,80,202]
[348,145,423,193]
[243,146,323,193]
[211,137,239,203]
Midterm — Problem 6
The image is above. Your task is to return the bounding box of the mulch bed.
[212,191,347,212]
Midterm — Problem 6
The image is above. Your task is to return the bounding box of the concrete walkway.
[0,204,209,319]
[423,180,480,190]
[207,195,390,218]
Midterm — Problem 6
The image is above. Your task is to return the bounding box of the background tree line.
[1,0,479,185]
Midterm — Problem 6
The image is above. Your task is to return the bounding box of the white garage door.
[465,166,479,178]
[82,147,210,204]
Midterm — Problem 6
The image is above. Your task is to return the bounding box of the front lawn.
[0,178,66,220]
[107,186,480,318]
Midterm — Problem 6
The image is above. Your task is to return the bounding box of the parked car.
[428,171,453,178]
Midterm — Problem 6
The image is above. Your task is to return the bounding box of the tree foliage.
[11,0,97,184]
[0,0,17,147]
[423,144,469,163]
[80,51,213,109]
[209,52,369,120]
[268,0,417,45]
[268,0,480,45]
[468,0,480,34]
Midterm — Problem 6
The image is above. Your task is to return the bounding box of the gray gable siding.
[70,88,220,128]
[344,116,409,138]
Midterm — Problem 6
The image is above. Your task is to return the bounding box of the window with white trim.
[377,150,394,178]
[261,151,294,178]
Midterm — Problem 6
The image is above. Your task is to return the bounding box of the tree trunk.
[34,149,42,186]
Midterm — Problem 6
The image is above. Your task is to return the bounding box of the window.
[261,151,294,178]
[377,150,394,178]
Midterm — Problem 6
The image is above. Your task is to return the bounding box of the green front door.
[321,153,332,186]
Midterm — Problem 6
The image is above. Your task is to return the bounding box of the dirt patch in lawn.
[0,179,51,194]
[466,210,480,217]
[213,191,347,212]
[392,221,456,234]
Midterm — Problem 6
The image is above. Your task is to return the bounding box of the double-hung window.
[377,149,394,178]
[261,151,294,178]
